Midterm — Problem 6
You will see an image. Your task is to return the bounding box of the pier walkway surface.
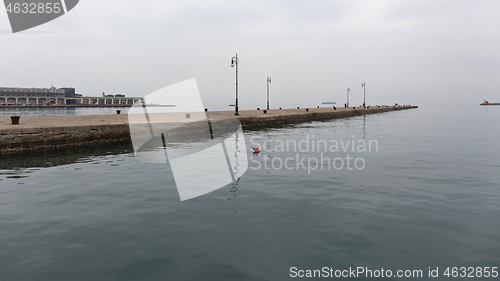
[1,105,417,153]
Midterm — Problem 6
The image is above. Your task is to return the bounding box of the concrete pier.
[0,105,417,153]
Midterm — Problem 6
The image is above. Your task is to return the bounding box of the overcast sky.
[1,0,499,110]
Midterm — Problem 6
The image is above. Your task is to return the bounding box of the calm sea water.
[1,104,499,280]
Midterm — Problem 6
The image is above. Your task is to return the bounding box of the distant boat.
[480,100,500,105]
[321,102,336,104]
[145,104,176,107]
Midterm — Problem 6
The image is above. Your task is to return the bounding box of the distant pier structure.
[73,92,143,106]
[0,87,143,107]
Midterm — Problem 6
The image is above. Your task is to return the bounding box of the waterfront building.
[0,87,143,106]
[0,87,66,105]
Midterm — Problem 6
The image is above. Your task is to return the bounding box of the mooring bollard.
[205,108,208,112]
[263,110,267,114]
[334,106,336,110]
[116,110,121,114]
[10,115,20,125]
[297,107,300,109]
[185,113,191,118]
[257,107,260,110]
[353,107,356,109]
[306,108,309,112]
[317,106,320,108]
[279,107,282,110]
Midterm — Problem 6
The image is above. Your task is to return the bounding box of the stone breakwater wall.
[0,105,417,154]
[0,124,131,153]
[236,106,416,129]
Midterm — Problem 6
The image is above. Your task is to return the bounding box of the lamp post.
[231,53,239,115]
[347,88,350,107]
[361,82,366,108]
[266,77,272,110]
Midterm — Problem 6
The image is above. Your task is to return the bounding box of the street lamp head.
[231,55,239,67]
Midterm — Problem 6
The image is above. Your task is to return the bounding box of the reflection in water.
[232,129,241,180]
[362,114,366,137]
[264,131,272,174]
[0,141,133,170]
[344,117,351,136]
[227,130,242,213]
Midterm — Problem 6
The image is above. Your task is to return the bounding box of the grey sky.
[1,0,499,110]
